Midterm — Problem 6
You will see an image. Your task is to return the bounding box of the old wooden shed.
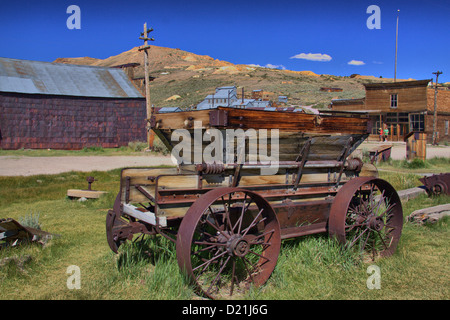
[0,57,147,149]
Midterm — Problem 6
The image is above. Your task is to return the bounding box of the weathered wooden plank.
[67,189,108,199]
[153,107,368,134]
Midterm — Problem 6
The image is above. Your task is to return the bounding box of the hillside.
[54,45,392,109]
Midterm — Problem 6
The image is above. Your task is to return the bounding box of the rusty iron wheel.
[176,187,281,299]
[106,193,129,253]
[329,177,403,258]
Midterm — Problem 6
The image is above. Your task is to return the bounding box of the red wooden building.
[0,57,146,149]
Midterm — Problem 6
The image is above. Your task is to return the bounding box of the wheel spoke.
[347,227,369,249]
[248,250,271,261]
[232,193,248,234]
[192,250,228,272]
[204,218,230,240]
[241,209,265,237]
[206,255,231,296]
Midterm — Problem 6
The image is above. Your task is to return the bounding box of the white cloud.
[290,53,332,62]
[264,63,286,70]
[246,63,286,70]
[348,60,366,66]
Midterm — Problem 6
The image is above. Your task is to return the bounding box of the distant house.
[247,100,272,109]
[197,86,276,110]
[197,86,238,110]
[0,57,146,149]
[278,96,288,104]
[330,79,450,143]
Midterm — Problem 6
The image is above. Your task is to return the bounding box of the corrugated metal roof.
[157,107,181,113]
[0,57,143,98]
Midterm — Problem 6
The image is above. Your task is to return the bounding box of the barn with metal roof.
[0,57,147,149]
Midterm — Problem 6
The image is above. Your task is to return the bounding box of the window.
[390,94,398,108]
[409,113,424,132]
[386,112,398,123]
[445,120,449,136]
[398,112,409,123]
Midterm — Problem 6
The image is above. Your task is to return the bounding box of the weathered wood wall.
[0,92,147,149]
[364,80,430,113]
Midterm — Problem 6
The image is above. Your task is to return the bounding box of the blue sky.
[0,0,449,82]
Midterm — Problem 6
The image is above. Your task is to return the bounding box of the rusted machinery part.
[106,193,126,253]
[196,162,226,174]
[419,173,450,196]
[176,187,281,299]
[328,176,403,258]
[106,193,162,254]
[0,218,54,248]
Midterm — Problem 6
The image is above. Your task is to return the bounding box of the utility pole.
[394,9,400,82]
[432,71,442,145]
[139,22,155,150]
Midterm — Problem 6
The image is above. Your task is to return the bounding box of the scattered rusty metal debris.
[419,173,450,196]
[0,218,56,249]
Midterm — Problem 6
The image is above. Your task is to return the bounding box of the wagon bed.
[106,106,403,299]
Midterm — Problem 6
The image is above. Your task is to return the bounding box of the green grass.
[377,157,450,174]
[0,165,449,300]
[0,140,168,157]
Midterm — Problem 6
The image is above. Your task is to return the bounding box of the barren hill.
[54,45,391,109]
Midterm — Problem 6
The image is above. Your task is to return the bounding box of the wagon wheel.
[429,181,447,196]
[176,187,281,299]
[329,177,403,258]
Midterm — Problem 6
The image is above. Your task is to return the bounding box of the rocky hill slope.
[54,45,391,109]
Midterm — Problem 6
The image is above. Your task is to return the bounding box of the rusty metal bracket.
[231,147,246,187]
[334,137,353,188]
[135,185,156,203]
[209,109,228,126]
[125,176,131,203]
[293,138,312,190]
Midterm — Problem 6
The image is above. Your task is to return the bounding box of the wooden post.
[432,71,442,145]
[139,23,155,150]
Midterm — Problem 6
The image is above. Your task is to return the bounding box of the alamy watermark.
[170,121,280,175]
[66,265,81,289]
[366,5,381,29]
[66,5,81,30]
[366,265,381,290]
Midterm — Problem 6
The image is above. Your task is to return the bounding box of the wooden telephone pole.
[394,9,400,82]
[432,70,443,145]
[139,23,154,150]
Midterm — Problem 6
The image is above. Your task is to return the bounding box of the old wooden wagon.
[106,107,403,299]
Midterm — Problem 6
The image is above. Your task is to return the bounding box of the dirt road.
[0,155,174,176]
[0,143,449,177]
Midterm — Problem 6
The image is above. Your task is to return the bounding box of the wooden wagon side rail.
[151,107,369,134]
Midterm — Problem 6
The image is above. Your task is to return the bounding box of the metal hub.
[368,215,384,232]
[227,235,250,257]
